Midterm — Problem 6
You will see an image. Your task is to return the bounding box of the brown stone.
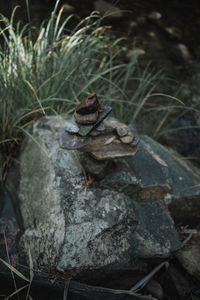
[76,93,99,115]
[76,106,112,136]
[74,110,99,125]
[80,133,138,160]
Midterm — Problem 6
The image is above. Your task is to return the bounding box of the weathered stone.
[119,133,134,144]
[95,122,105,132]
[77,124,94,137]
[81,133,138,160]
[74,110,99,125]
[80,153,112,178]
[62,112,139,161]
[76,93,99,115]
[130,135,140,146]
[116,126,128,137]
[104,119,126,131]
[61,129,91,150]
[89,129,102,137]
[9,116,181,275]
[89,122,106,136]
[64,116,79,133]
[126,135,200,221]
[99,159,141,197]
[76,106,112,137]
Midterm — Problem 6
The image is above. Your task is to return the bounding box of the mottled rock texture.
[9,115,200,275]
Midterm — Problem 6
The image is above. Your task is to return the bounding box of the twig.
[130,261,168,292]
[181,232,193,248]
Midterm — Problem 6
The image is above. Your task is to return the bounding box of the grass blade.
[0,258,30,282]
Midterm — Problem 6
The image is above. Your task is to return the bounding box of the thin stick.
[130,261,167,292]
[181,232,193,248]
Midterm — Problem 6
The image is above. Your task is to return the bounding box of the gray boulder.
[127,136,200,223]
[7,116,183,274]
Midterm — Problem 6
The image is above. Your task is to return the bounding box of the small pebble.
[130,135,140,146]
[116,126,128,137]
[119,132,134,144]
[74,110,98,125]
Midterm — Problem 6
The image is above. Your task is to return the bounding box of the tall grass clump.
[0,0,171,180]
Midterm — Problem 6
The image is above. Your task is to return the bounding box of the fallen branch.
[0,266,156,300]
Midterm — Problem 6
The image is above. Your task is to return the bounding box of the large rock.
[7,116,186,274]
[125,136,200,223]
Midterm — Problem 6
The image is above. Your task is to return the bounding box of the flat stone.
[88,122,106,136]
[77,125,94,137]
[74,110,99,125]
[104,119,124,131]
[77,106,112,136]
[88,129,102,137]
[76,93,99,115]
[60,129,91,150]
[65,116,79,134]
[94,122,105,132]
[80,133,138,160]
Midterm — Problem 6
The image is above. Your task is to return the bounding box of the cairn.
[61,93,139,178]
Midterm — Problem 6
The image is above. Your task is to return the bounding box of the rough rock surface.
[125,136,200,223]
[7,116,189,274]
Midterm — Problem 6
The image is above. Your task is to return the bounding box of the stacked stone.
[61,93,139,176]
